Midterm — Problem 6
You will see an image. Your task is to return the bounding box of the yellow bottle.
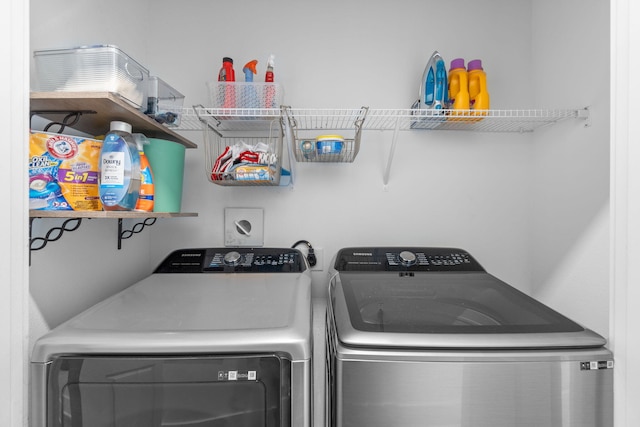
[448,58,470,110]
[468,59,490,114]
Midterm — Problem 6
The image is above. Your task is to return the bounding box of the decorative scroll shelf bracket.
[118,217,157,250]
[29,217,83,265]
[30,216,160,264]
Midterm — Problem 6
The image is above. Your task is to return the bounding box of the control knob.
[223,251,243,266]
[398,251,417,266]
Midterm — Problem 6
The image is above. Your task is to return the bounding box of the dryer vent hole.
[235,220,252,236]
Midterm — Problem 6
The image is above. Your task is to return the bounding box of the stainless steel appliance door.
[44,354,291,427]
[333,349,613,427]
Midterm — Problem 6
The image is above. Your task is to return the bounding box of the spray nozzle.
[243,60,258,82]
[133,133,150,151]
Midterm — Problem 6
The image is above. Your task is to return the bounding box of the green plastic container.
[144,138,185,212]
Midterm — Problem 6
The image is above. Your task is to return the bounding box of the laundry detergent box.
[29,131,103,211]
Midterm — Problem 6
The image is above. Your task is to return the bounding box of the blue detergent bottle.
[99,121,141,210]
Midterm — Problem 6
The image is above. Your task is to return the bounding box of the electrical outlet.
[224,208,264,247]
[311,247,324,271]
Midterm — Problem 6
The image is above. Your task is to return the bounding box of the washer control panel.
[334,247,484,272]
[154,248,307,273]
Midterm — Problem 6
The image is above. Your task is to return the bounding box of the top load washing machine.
[326,246,613,427]
[31,247,312,427]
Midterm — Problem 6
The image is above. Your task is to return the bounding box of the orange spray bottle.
[134,134,154,212]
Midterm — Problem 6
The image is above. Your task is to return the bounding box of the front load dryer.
[326,246,613,427]
[31,247,312,427]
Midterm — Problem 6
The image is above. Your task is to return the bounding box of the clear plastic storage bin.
[33,45,150,111]
[207,82,283,109]
[145,76,185,127]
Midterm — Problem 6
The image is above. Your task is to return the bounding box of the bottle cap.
[450,58,465,70]
[468,59,484,71]
[223,57,233,64]
[110,121,132,133]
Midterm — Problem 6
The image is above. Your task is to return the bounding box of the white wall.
[530,0,610,335]
[15,0,639,426]
[28,0,156,337]
[26,0,614,421]
[29,0,609,335]
[3,0,29,425]
[29,0,547,329]
[611,0,640,425]
[144,0,536,293]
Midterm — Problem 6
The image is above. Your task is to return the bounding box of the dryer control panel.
[154,248,307,273]
[334,247,485,272]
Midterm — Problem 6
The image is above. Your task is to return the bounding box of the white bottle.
[99,121,141,210]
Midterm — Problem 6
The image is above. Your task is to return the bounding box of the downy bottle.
[99,121,140,210]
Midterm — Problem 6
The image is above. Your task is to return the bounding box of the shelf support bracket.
[30,110,97,134]
[383,117,402,188]
[118,217,157,249]
[578,107,591,127]
[29,217,83,265]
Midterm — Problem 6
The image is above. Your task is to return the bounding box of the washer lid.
[331,271,607,349]
[32,272,312,362]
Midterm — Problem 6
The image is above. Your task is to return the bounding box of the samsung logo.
[352,252,372,256]
[181,253,202,257]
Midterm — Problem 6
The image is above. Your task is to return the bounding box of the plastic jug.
[468,59,490,111]
[218,57,235,82]
[218,57,236,108]
[99,121,140,211]
[448,58,470,110]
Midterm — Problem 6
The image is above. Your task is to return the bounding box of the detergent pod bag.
[29,131,103,211]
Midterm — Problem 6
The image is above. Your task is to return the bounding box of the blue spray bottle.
[243,60,258,82]
[243,60,259,108]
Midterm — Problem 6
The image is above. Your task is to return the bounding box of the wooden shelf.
[30,91,197,149]
[29,210,198,219]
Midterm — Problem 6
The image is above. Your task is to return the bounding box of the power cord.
[291,240,316,267]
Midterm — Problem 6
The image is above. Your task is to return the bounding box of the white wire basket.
[204,119,284,186]
[284,107,368,163]
[207,82,283,109]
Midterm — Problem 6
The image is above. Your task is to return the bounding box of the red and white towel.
[212,141,277,181]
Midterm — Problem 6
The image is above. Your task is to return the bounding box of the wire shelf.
[178,107,587,133]
[364,108,586,132]
[176,105,589,186]
[185,106,282,132]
